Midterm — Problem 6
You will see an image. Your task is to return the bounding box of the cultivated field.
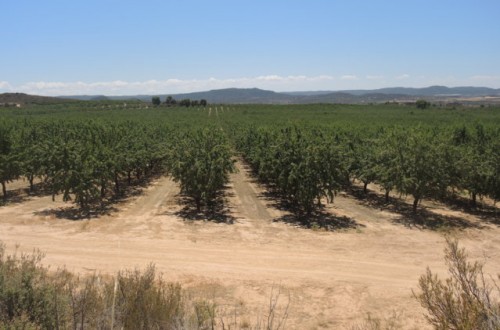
[1,102,500,328]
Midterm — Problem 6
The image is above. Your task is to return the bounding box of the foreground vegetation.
[414,238,500,330]
[2,238,498,329]
[0,242,290,329]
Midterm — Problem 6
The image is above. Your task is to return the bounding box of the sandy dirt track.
[1,162,500,329]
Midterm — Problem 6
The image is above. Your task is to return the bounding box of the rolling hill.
[4,86,500,106]
[63,86,500,104]
[0,93,76,105]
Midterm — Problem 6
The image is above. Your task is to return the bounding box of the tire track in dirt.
[97,175,179,236]
[228,160,272,222]
[121,176,178,219]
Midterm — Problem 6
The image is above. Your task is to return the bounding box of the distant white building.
[0,102,21,107]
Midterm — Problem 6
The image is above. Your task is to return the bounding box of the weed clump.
[0,243,201,329]
[0,242,290,329]
[414,238,500,329]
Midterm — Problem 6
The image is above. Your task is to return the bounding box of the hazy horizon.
[2,1,499,96]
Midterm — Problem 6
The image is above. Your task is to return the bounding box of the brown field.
[1,161,499,329]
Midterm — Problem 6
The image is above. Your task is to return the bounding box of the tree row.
[233,124,500,218]
[0,121,234,215]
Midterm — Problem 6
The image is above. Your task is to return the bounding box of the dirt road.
[1,163,499,329]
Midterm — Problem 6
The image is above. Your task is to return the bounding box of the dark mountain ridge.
[64,86,500,104]
[340,86,500,97]
[4,85,500,105]
[0,92,74,105]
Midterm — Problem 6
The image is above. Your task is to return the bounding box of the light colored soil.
[1,165,500,329]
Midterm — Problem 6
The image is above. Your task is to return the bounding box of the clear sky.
[1,0,499,95]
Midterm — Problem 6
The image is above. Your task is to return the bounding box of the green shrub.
[414,238,500,329]
[0,242,210,329]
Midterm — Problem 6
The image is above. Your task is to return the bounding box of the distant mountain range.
[62,86,500,104]
[0,92,75,105]
[336,86,500,97]
[2,86,500,105]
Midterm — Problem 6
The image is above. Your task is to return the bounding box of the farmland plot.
[1,102,500,328]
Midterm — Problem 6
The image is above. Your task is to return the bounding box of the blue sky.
[1,0,499,95]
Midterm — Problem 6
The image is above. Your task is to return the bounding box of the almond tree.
[0,125,20,201]
[19,126,46,193]
[236,126,344,219]
[452,124,496,207]
[392,127,449,213]
[170,128,235,213]
[372,130,399,202]
[351,134,378,194]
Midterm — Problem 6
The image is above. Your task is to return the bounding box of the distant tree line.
[152,96,208,107]
[416,99,431,109]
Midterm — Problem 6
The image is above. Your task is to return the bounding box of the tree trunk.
[385,190,390,203]
[114,172,120,194]
[345,174,351,187]
[316,197,322,207]
[195,197,201,212]
[471,192,477,208]
[28,174,34,193]
[412,197,419,213]
[1,181,6,201]
[363,181,368,194]
[127,171,132,185]
[100,179,106,199]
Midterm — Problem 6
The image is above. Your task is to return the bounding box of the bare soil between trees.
[1,161,499,329]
